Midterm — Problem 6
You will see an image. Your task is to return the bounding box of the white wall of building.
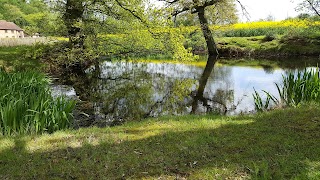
[0,29,24,38]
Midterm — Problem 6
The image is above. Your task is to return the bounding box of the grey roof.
[0,20,23,31]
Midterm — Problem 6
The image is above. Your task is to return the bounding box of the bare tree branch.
[306,0,320,16]
[114,0,156,35]
[235,0,250,21]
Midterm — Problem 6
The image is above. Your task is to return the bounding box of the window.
[12,36,15,38]
[5,30,8,33]
[11,30,14,33]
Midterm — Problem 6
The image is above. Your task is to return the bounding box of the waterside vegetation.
[253,68,320,111]
[0,70,75,135]
[99,18,320,59]
[0,0,320,178]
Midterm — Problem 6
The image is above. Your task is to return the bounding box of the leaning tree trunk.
[197,7,219,57]
[191,6,219,113]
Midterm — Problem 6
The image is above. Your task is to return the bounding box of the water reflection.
[69,58,320,125]
[191,55,230,114]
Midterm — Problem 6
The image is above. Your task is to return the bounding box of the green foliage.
[0,46,42,72]
[252,88,272,112]
[222,27,289,37]
[262,33,276,42]
[165,29,198,62]
[99,28,199,61]
[174,0,238,26]
[0,0,62,36]
[23,42,50,60]
[0,70,76,135]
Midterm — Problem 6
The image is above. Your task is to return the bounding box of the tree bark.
[191,5,219,113]
[196,7,219,57]
[64,0,85,48]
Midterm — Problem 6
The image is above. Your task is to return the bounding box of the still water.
[58,59,319,124]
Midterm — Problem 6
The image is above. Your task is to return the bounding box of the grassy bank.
[216,35,320,58]
[100,19,320,59]
[1,104,320,179]
[0,46,41,71]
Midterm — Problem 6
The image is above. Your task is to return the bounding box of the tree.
[159,0,244,113]
[161,0,223,57]
[62,0,86,48]
[297,0,320,17]
[174,0,238,26]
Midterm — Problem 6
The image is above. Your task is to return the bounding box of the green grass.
[215,34,320,57]
[253,68,320,112]
[274,68,320,107]
[1,105,320,179]
[0,70,76,135]
[0,46,41,71]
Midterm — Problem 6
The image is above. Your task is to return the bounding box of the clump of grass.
[277,68,320,106]
[262,33,276,42]
[253,68,320,111]
[252,88,272,112]
[0,70,76,135]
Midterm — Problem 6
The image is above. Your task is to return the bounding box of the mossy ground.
[1,104,320,179]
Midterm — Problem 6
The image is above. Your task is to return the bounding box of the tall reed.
[0,70,76,135]
[253,68,320,111]
[277,68,320,106]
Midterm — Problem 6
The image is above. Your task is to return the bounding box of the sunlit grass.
[1,106,320,179]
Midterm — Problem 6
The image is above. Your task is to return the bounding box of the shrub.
[262,33,276,42]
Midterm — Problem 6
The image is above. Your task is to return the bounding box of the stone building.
[0,20,24,38]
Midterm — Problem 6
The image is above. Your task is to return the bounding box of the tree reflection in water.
[191,55,235,114]
[71,59,235,126]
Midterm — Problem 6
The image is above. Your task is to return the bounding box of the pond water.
[66,58,319,124]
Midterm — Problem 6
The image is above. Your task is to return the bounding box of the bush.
[262,33,276,42]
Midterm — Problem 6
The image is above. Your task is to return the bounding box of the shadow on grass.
[1,107,320,179]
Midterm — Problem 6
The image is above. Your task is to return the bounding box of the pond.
[66,57,320,126]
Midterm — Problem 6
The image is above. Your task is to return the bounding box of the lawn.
[1,104,320,179]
